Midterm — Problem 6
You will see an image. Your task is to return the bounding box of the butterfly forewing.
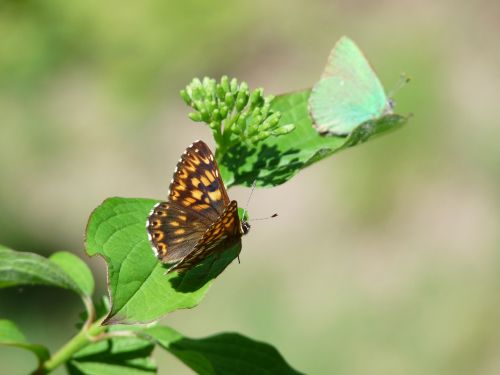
[148,201,211,263]
[168,140,230,221]
[147,140,245,271]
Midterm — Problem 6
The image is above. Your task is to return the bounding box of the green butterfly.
[309,36,399,136]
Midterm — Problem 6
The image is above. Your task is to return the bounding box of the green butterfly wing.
[309,36,392,136]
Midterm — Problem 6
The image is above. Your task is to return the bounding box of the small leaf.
[219,90,408,187]
[141,326,304,375]
[67,327,156,375]
[0,319,50,363]
[0,245,82,295]
[85,197,241,325]
[49,251,95,297]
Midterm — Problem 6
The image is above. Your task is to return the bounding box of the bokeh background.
[1,1,500,374]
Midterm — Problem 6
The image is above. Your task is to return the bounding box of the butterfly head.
[241,220,251,235]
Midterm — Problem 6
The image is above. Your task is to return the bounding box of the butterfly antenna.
[242,180,257,222]
[250,213,278,221]
[388,73,411,99]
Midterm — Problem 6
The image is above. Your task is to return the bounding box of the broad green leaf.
[0,319,50,363]
[67,327,156,375]
[85,197,241,325]
[49,251,95,296]
[141,326,304,375]
[219,90,407,187]
[0,245,83,295]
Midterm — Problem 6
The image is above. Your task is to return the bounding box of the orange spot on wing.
[192,203,210,211]
[200,176,210,186]
[208,190,222,201]
[205,170,215,182]
[191,189,203,200]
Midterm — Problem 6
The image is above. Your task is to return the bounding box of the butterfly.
[309,36,395,136]
[147,140,250,273]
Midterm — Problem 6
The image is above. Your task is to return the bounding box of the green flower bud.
[216,83,225,100]
[204,99,216,115]
[230,78,238,93]
[236,112,248,132]
[212,109,221,122]
[258,119,274,132]
[209,121,220,130]
[250,131,271,143]
[235,89,249,112]
[260,102,271,117]
[180,89,192,105]
[249,88,264,109]
[259,113,281,130]
[192,99,204,112]
[272,123,295,135]
[224,92,235,110]
[239,81,249,92]
[220,75,230,94]
[252,115,263,128]
[188,112,202,122]
[219,104,229,119]
[200,108,210,123]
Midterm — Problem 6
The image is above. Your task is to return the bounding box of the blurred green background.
[1,1,500,374]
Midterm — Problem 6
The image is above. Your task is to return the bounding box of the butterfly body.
[309,36,393,136]
[147,140,249,273]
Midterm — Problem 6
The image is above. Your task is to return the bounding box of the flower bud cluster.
[181,76,295,147]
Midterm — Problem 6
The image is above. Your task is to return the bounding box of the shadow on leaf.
[220,142,304,188]
[168,239,242,293]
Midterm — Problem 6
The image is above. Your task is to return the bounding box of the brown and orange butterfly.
[147,140,250,273]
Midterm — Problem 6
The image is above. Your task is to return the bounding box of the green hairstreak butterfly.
[309,36,399,136]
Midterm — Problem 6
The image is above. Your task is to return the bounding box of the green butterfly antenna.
[388,73,411,101]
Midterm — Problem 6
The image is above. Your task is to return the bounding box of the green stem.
[36,318,107,374]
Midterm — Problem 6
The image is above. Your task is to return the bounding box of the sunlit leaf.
[49,251,95,297]
[85,197,240,325]
[0,245,83,296]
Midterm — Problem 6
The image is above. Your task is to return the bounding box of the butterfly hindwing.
[148,201,211,263]
[169,200,242,273]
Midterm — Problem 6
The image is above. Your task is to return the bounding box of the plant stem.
[36,318,106,374]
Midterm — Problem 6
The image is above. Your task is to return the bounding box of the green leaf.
[141,326,304,375]
[49,251,95,297]
[85,197,241,325]
[219,90,408,187]
[67,327,156,375]
[0,245,83,295]
[0,319,50,363]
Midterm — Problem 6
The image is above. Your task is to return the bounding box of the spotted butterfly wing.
[147,140,247,273]
[169,200,242,273]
